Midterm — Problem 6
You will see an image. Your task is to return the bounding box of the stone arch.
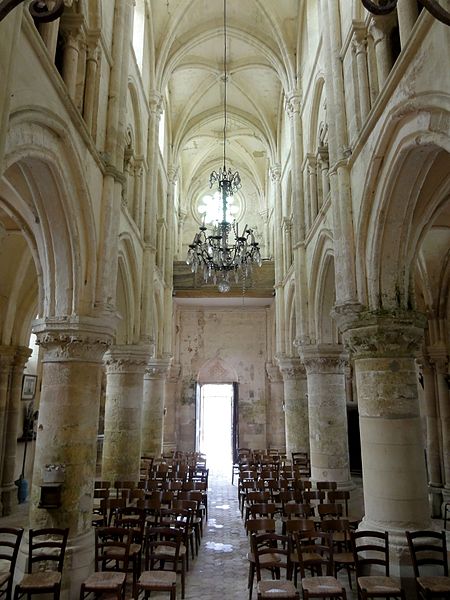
[308,230,338,344]
[116,233,141,345]
[356,100,450,311]
[197,357,238,384]
[1,110,98,320]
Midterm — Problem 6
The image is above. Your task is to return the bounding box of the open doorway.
[197,383,234,475]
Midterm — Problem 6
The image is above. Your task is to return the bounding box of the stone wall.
[173,305,273,452]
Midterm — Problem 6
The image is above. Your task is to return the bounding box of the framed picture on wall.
[21,374,37,400]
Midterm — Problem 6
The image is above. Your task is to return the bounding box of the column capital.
[266,362,282,383]
[426,344,449,373]
[0,345,20,371]
[276,356,306,380]
[299,344,349,374]
[103,344,151,374]
[145,356,172,380]
[149,92,164,119]
[270,163,282,182]
[332,305,426,359]
[32,316,115,362]
[285,91,302,117]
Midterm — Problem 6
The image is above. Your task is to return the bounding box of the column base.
[15,529,95,600]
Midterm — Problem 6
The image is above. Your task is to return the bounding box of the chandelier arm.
[0,0,64,22]
[360,0,398,15]
[419,0,450,25]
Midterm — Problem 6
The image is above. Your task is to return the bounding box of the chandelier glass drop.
[185,0,262,293]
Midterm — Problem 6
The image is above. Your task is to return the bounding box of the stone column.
[0,346,32,515]
[83,36,100,134]
[300,344,352,487]
[270,164,285,356]
[142,357,171,456]
[163,362,181,453]
[369,16,395,88]
[428,346,450,509]
[306,154,318,225]
[353,27,371,123]
[62,29,81,101]
[317,147,329,209]
[266,362,286,452]
[28,317,113,598]
[277,357,309,458]
[417,354,443,517]
[101,345,149,483]
[397,0,419,48]
[335,307,430,538]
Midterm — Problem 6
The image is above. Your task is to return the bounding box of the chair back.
[0,526,24,593]
[317,503,343,520]
[351,530,390,577]
[251,532,293,582]
[248,502,277,519]
[283,502,313,519]
[28,528,69,574]
[94,527,130,573]
[245,518,276,536]
[406,530,449,577]
[303,490,326,505]
[328,490,350,516]
[316,481,337,491]
[293,530,334,578]
[144,526,182,572]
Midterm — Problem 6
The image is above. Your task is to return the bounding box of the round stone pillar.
[277,357,309,458]
[335,307,430,536]
[28,317,113,598]
[300,344,352,486]
[265,362,286,452]
[0,346,32,515]
[101,345,149,483]
[142,357,171,456]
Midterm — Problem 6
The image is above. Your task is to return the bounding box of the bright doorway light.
[198,384,233,476]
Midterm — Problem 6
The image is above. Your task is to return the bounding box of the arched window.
[133,0,145,71]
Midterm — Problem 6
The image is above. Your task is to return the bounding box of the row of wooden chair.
[247,520,450,600]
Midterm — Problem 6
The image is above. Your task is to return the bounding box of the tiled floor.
[1,467,365,599]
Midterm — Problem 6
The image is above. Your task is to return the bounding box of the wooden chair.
[136,526,184,599]
[316,481,337,492]
[79,527,130,600]
[14,527,69,600]
[251,532,299,600]
[328,490,350,517]
[248,503,278,521]
[245,519,277,600]
[351,530,406,600]
[0,527,23,600]
[317,503,343,521]
[282,503,315,535]
[406,530,450,599]
[113,507,146,594]
[294,530,347,600]
[320,519,355,588]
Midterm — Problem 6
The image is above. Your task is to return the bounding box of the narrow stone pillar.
[142,357,171,456]
[83,37,100,134]
[62,29,80,100]
[307,154,318,224]
[28,317,113,598]
[277,357,309,458]
[266,362,286,452]
[163,363,181,453]
[397,0,419,48]
[335,307,430,540]
[0,346,32,515]
[300,344,351,486]
[353,28,371,122]
[369,16,394,88]
[101,345,149,483]
[417,355,442,516]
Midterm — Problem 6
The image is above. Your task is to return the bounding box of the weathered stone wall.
[174,305,271,452]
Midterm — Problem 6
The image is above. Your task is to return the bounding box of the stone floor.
[1,466,365,599]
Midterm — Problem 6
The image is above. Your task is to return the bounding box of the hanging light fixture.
[186,0,262,293]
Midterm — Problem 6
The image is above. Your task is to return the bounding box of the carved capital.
[270,163,282,183]
[285,92,302,118]
[149,92,164,120]
[427,344,449,374]
[333,305,426,359]
[104,345,151,374]
[299,344,349,374]
[276,356,306,380]
[145,357,172,380]
[266,362,282,383]
[32,316,115,362]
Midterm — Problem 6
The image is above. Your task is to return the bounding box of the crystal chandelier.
[186,0,262,293]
